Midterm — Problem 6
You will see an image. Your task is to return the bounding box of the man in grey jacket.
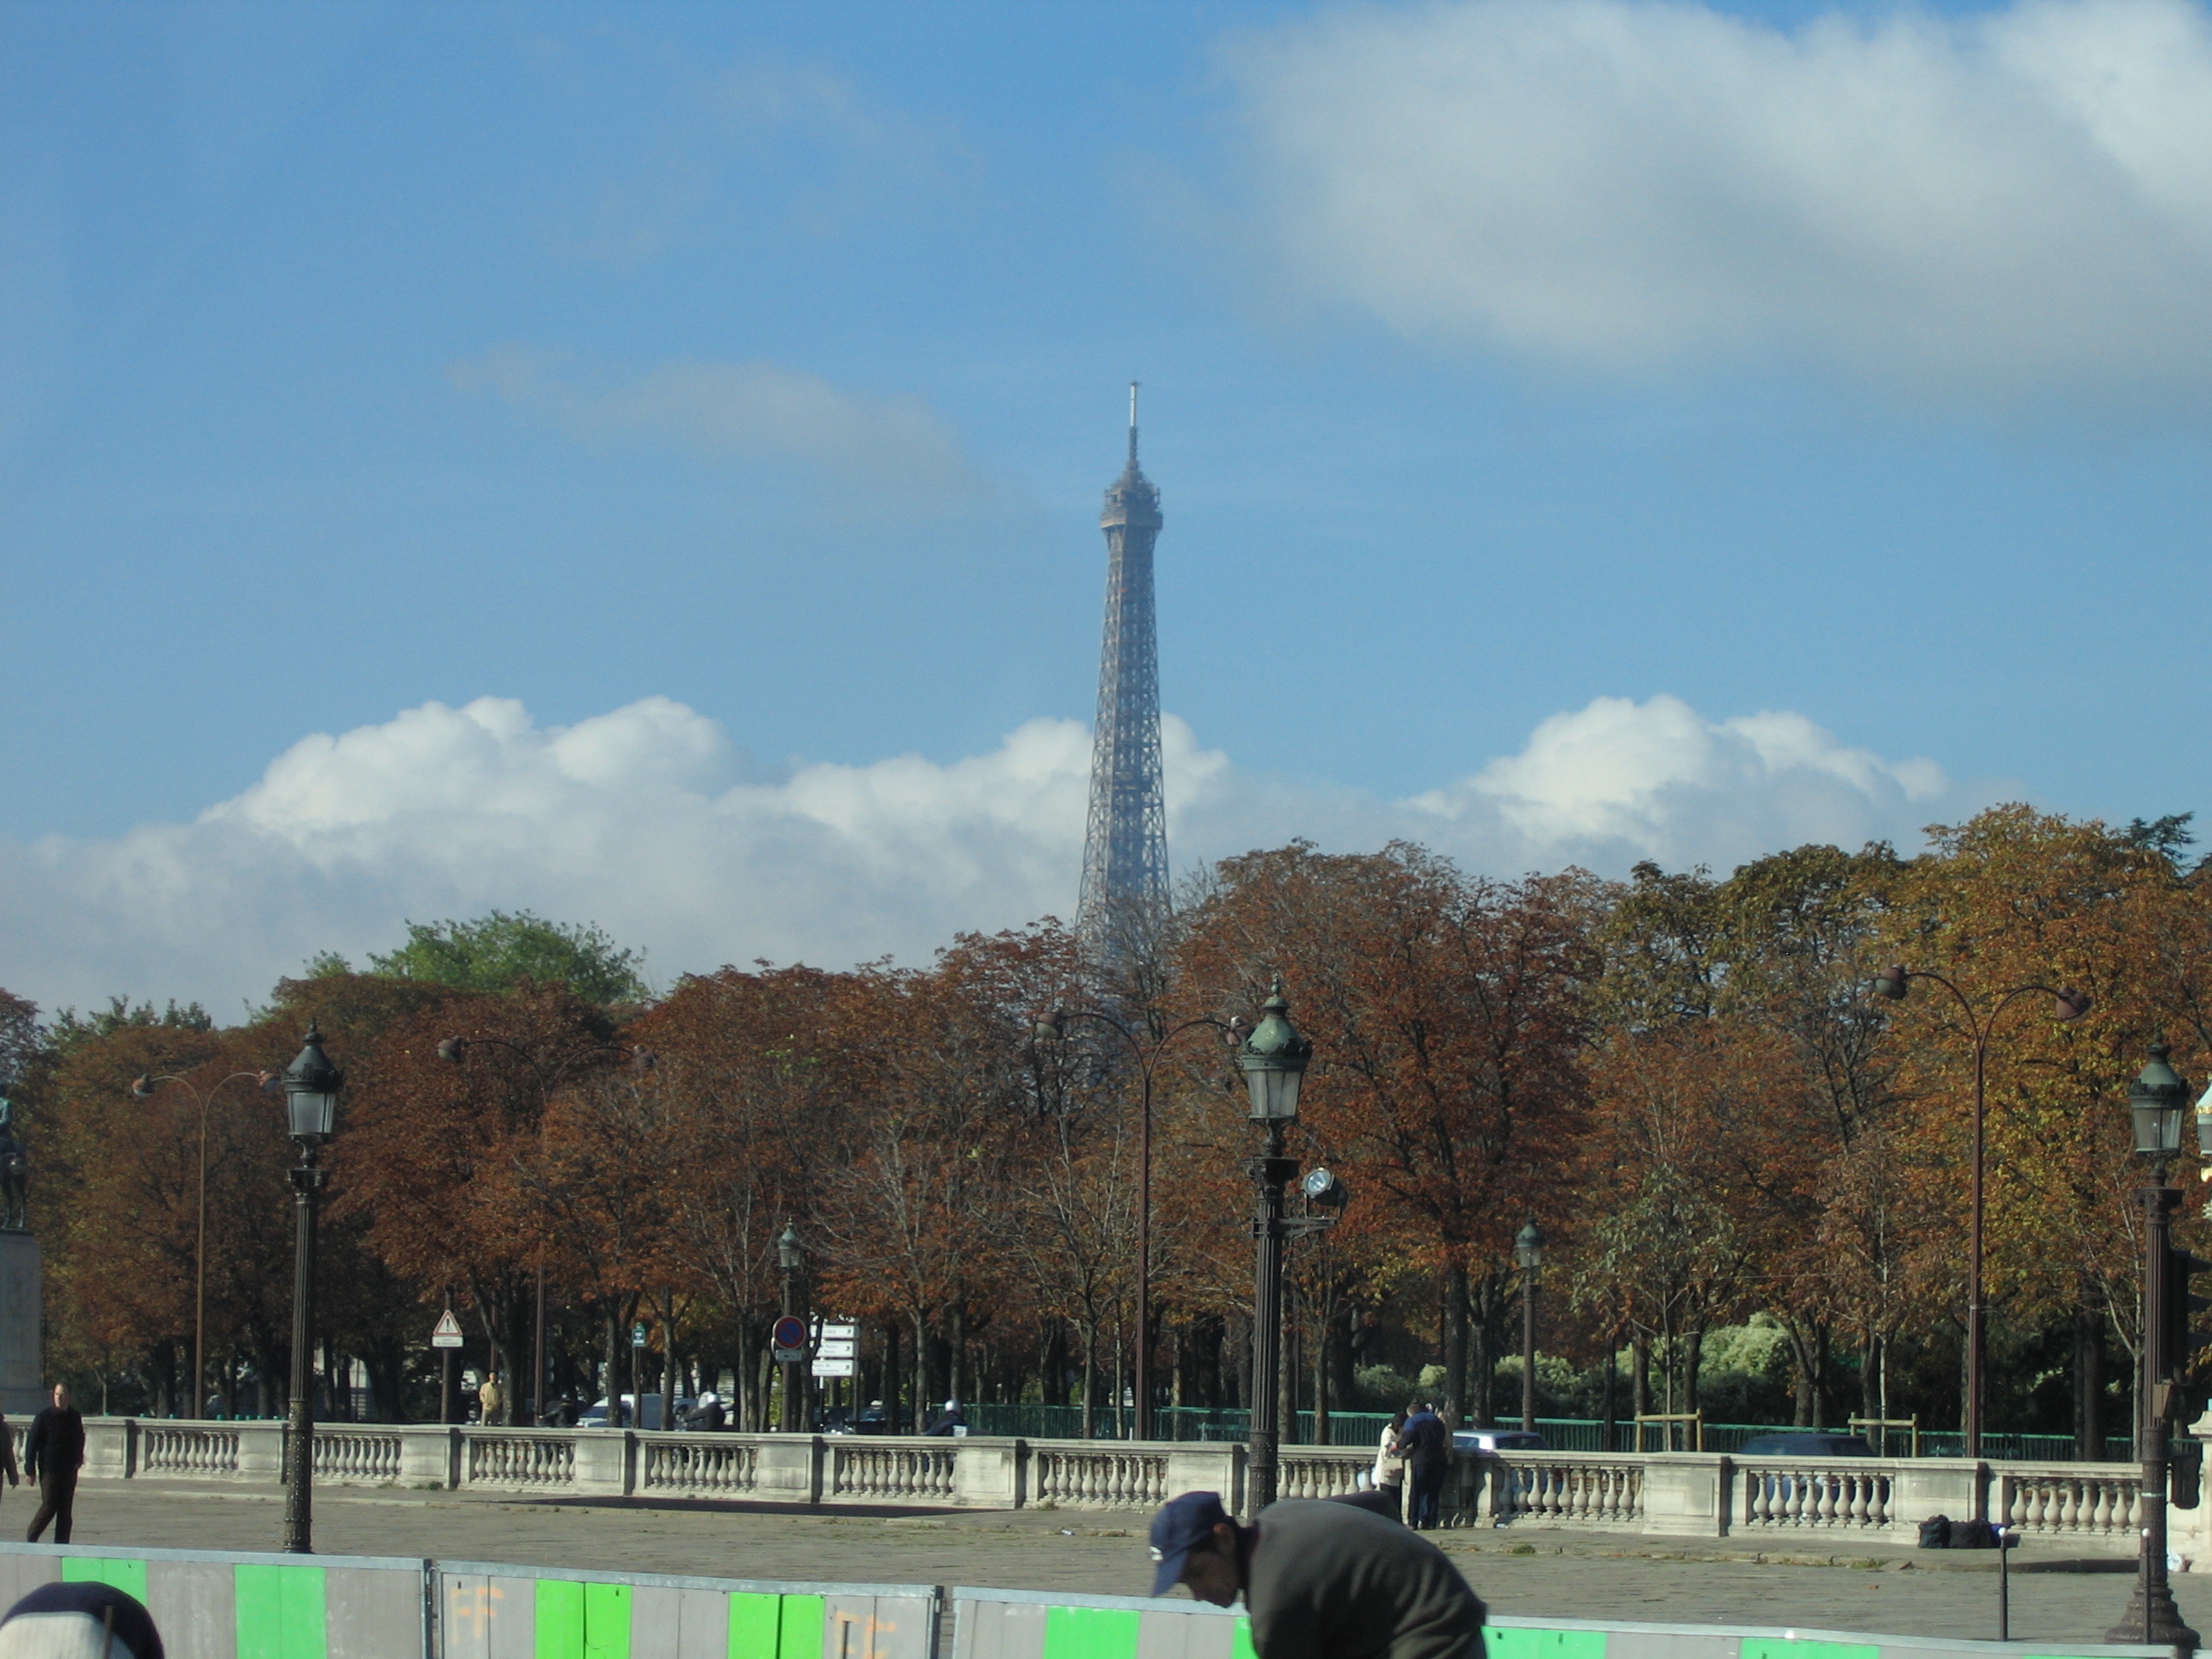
[1148,1492,1486,1659]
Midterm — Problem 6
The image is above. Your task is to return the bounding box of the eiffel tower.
[1076,384,1169,961]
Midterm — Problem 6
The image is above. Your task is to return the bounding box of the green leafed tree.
[367,911,649,1006]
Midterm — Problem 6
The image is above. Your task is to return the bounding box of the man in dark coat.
[1396,1402,1450,1531]
[1149,1491,1484,1659]
[25,1382,84,1544]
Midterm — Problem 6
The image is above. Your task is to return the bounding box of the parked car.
[579,1394,695,1430]
[1735,1432,1875,1458]
[1452,1429,1548,1456]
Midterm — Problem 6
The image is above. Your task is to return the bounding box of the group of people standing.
[1370,1402,1452,1529]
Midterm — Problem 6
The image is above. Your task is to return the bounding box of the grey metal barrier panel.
[435,1558,939,1659]
[0,1541,429,1659]
[952,1587,2183,1659]
[952,1586,1243,1659]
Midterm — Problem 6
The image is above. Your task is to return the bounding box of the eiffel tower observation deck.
[1077,384,1169,964]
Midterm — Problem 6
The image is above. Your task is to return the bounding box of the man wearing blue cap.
[1148,1492,1485,1659]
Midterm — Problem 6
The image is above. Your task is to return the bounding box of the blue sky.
[4,0,2210,1010]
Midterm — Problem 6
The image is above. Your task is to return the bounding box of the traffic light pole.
[2109,1182,2199,1650]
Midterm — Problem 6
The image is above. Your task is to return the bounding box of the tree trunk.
[949,1302,967,1412]
[1631,1332,1650,1421]
[1602,1336,1618,1452]
[882,1321,902,1434]
[1443,1262,1470,1428]
[1040,1321,1066,1408]
[2075,1301,2105,1459]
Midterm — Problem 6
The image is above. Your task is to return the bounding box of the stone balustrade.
[54,1414,2205,1563]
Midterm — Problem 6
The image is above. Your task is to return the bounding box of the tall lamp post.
[777,1222,805,1433]
[1033,1007,1233,1441]
[1871,966,2088,1467]
[2109,1041,2202,1649]
[1242,979,1319,1516]
[1516,1221,1545,1433]
[279,1024,342,1555]
[128,1067,274,1420]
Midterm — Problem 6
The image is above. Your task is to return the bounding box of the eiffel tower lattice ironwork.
[1077,383,1169,958]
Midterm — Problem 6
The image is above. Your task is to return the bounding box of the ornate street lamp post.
[1516,1221,1545,1433]
[1242,979,1317,1515]
[128,1068,274,1420]
[279,1024,341,1554]
[777,1223,806,1433]
[1871,966,2087,1468]
[2109,1041,2201,1650]
[1032,1006,1236,1440]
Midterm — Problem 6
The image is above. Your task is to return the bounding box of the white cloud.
[452,348,983,498]
[0,693,1979,1014]
[1223,0,2212,405]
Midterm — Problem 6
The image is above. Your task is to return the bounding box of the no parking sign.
[771,1314,807,1362]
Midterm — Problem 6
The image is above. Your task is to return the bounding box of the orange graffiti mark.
[449,1581,507,1639]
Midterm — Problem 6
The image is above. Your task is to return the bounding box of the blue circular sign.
[772,1315,806,1351]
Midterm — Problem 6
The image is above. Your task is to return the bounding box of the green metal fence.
[960,1402,2139,1460]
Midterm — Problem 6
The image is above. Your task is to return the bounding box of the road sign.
[771,1314,807,1361]
[631,1322,649,1348]
[431,1310,463,1350]
[819,1322,858,1341]
[811,1357,856,1379]
[816,1338,857,1359]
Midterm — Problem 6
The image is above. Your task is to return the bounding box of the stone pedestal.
[0,1232,41,1416]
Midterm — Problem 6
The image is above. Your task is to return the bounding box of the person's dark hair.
[1389,1409,1407,1431]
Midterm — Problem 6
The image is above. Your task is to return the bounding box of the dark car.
[1736,1432,1875,1458]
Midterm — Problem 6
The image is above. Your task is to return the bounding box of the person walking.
[1148,1490,1485,1659]
[1397,1400,1449,1531]
[477,1373,504,1426]
[25,1383,84,1544]
[1372,1409,1407,1518]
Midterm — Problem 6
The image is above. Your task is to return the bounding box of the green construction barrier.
[60,1557,147,1603]
[235,1563,327,1659]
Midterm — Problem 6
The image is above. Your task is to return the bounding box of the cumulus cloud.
[0,692,1982,1013]
[452,347,983,498]
[1223,0,2212,405]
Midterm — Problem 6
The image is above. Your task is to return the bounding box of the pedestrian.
[0,1406,19,1512]
[25,1382,84,1544]
[1397,1400,1449,1530]
[1148,1490,1484,1659]
[0,1580,165,1659]
[477,1373,504,1426]
[1372,1409,1406,1516]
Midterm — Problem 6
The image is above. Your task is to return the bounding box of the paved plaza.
[22,1480,2201,1646]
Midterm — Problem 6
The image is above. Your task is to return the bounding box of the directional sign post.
[632,1321,649,1349]
[431,1310,464,1350]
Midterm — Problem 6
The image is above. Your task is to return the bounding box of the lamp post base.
[2105,1580,2198,1650]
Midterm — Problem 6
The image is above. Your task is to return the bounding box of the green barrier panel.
[236,1563,327,1659]
[537,1580,634,1659]
[1743,1643,1881,1659]
[61,1557,147,1603]
[777,1596,824,1659]
[730,1592,782,1659]
[1487,1631,1607,1659]
[1231,1619,1255,1659]
[1044,1605,1141,1659]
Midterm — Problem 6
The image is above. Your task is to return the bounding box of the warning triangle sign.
[432,1310,464,1348]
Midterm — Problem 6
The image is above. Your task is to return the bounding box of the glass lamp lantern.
[1240,979,1313,1122]
[1515,1220,1545,1272]
[282,1023,342,1144]
[777,1222,804,1272]
[2130,1039,2188,1161]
